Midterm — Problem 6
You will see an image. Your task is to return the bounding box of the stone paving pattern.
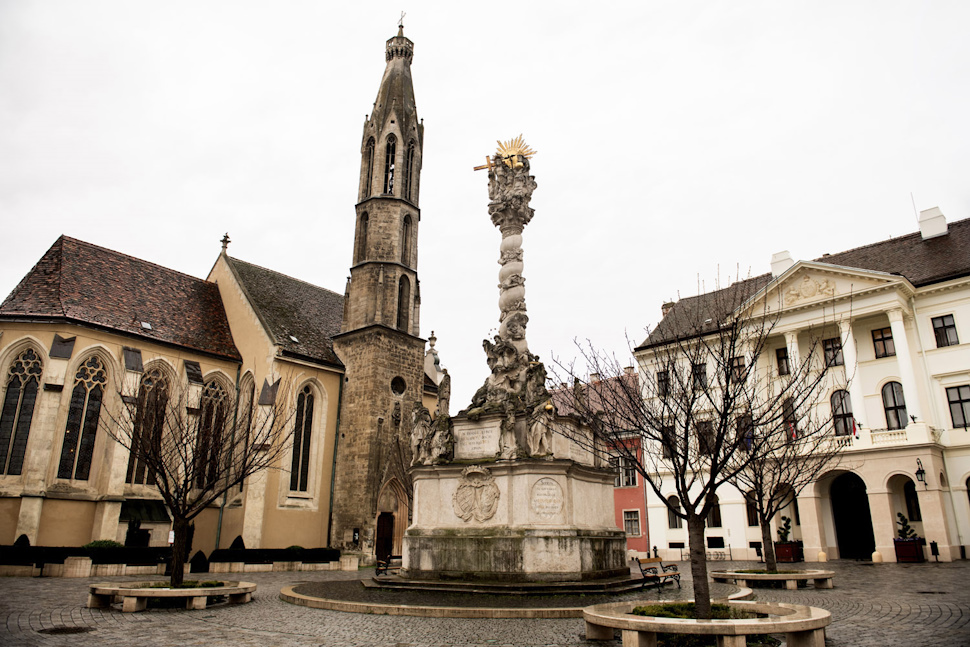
[1,560,968,646]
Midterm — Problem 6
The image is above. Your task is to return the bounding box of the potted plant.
[893,513,925,563]
[773,516,804,563]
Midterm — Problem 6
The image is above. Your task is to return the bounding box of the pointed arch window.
[357,212,369,263]
[364,137,375,197]
[831,390,854,436]
[126,367,168,485]
[401,215,412,265]
[290,385,314,492]
[383,134,397,194]
[396,275,411,332]
[882,381,907,430]
[195,380,228,488]
[403,140,416,201]
[0,348,43,475]
[57,356,107,480]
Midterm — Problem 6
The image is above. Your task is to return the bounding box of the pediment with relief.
[783,275,837,305]
[748,263,907,315]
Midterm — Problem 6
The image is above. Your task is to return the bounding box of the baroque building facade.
[638,208,970,563]
[0,27,436,560]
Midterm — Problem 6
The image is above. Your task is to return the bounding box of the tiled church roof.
[640,217,970,349]
[224,256,345,368]
[0,236,241,361]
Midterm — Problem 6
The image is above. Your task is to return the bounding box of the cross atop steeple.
[220,233,231,252]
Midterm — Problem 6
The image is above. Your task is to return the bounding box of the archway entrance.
[376,512,394,562]
[830,472,875,559]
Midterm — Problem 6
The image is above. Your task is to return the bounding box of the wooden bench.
[635,557,681,589]
[375,555,402,576]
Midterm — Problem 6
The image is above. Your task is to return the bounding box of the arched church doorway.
[376,512,394,562]
[830,472,875,559]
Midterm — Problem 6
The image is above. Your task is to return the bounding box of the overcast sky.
[2,1,969,408]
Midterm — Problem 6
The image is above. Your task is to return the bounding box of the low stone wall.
[2,555,359,578]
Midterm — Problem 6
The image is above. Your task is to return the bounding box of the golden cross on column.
[473,135,537,171]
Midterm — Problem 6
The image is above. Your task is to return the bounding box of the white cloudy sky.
[2,1,969,408]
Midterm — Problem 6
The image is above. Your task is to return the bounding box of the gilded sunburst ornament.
[496,135,536,168]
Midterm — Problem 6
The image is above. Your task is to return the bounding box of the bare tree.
[103,370,296,586]
[550,277,844,618]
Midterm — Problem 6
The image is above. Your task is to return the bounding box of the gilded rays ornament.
[473,135,537,171]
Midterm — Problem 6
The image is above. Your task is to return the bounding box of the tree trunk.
[759,512,777,572]
[687,515,712,619]
[169,516,189,588]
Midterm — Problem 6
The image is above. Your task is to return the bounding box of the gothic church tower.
[330,25,425,555]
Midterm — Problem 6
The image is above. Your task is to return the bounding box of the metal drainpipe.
[910,295,963,550]
[327,374,345,548]
[214,364,242,551]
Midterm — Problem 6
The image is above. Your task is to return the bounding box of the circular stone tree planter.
[87,581,256,612]
[711,569,834,590]
[584,600,831,647]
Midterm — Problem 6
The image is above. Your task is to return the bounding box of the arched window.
[57,356,107,480]
[0,348,43,476]
[126,367,168,485]
[396,275,411,332]
[667,495,683,529]
[745,492,759,527]
[195,380,228,488]
[401,215,412,265]
[290,385,314,492]
[403,140,415,201]
[383,134,396,194]
[831,390,854,436]
[882,381,908,430]
[706,494,722,527]
[357,213,369,263]
[903,479,922,522]
[363,137,375,197]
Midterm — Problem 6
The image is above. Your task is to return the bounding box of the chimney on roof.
[624,366,635,376]
[589,372,601,383]
[919,206,948,240]
[771,250,794,277]
[661,301,675,317]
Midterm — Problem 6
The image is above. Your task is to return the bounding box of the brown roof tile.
[0,236,241,361]
[224,256,344,368]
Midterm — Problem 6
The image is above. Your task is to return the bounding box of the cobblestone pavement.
[1,560,968,646]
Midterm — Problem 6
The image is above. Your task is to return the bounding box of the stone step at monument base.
[364,573,647,595]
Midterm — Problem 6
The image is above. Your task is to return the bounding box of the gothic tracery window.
[403,140,415,201]
[290,385,314,492]
[357,213,369,263]
[383,135,396,194]
[0,348,43,476]
[401,215,412,265]
[126,367,168,485]
[195,380,228,488]
[364,137,375,197]
[57,356,107,480]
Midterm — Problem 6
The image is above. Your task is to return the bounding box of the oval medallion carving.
[453,465,500,522]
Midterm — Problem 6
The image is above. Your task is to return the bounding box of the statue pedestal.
[403,415,627,582]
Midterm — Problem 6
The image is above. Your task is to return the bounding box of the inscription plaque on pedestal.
[455,425,500,460]
[530,477,564,520]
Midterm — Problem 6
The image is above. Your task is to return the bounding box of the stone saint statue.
[410,407,433,466]
[528,400,555,458]
[437,369,451,418]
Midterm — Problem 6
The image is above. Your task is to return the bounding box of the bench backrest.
[637,557,663,565]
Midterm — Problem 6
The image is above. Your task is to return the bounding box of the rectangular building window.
[947,385,970,428]
[776,347,790,376]
[823,338,844,366]
[932,315,959,348]
[656,370,670,398]
[696,420,715,456]
[730,356,745,381]
[613,456,637,487]
[660,425,675,459]
[623,510,640,536]
[692,362,707,391]
[872,327,895,358]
